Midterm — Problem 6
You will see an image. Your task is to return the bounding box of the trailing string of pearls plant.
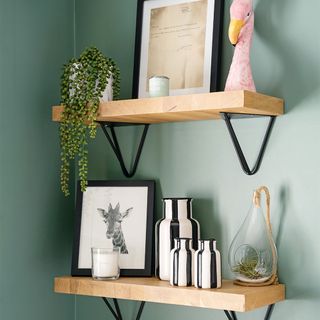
[59,47,120,196]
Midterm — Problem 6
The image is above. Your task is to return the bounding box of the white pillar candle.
[91,248,120,280]
[149,76,169,97]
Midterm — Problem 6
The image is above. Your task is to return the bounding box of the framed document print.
[132,0,224,98]
[71,180,155,277]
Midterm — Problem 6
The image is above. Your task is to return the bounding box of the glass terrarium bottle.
[228,186,277,285]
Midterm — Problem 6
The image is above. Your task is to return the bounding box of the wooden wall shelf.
[53,92,285,318]
[52,90,284,124]
[54,276,285,313]
[51,90,284,176]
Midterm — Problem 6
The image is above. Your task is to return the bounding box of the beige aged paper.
[147,0,208,90]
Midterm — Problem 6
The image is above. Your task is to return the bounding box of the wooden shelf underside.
[54,276,285,312]
[52,90,284,124]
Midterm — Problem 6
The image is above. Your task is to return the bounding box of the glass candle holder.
[91,247,120,280]
[149,76,169,97]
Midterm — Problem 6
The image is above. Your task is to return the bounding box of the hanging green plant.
[59,47,120,196]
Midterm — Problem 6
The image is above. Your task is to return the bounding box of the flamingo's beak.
[228,19,245,45]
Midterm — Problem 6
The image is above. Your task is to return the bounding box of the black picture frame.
[132,0,224,98]
[71,180,155,277]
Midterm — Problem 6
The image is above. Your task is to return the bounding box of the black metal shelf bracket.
[102,298,145,320]
[101,298,277,320]
[99,122,149,178]
[224,304,275,320]
[220,112,276,175]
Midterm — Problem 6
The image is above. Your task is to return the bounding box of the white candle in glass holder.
[149,76,169,97]
[91,248,120,280]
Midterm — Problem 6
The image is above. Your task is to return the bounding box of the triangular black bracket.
[102,298,275,320]
[98,122,149,178]
[224,304,275,320]
[102,298,145,320]
[220,112,276,175]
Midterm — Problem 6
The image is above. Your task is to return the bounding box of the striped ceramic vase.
[194,239,222,289]
[155,198,200,281]
[170,238,194,286]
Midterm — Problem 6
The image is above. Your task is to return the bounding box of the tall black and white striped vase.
[194,239,222,289]
[155,198,200,280]
[170,238,194,286]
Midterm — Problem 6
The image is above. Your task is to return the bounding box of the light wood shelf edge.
[54,276,285,312]
[52,90,284,124]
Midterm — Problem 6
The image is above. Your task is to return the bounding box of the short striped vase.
[155,198,200,281]
[195,239,222,289]
[170,238,194,286]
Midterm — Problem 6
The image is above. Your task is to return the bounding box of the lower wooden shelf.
[54,276,285,313]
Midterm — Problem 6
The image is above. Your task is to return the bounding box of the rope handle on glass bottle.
[250,186,278,286]
[253,186,272,234]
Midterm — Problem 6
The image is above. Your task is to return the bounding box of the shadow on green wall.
[255,0,320,111]
[193,197,223,246]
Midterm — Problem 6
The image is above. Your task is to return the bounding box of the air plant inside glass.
[228,187,277,284]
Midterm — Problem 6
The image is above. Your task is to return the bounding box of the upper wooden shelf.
[54,276,285,312]
[52,90,284,124]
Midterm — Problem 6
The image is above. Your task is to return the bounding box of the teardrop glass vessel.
[228,187,277,284]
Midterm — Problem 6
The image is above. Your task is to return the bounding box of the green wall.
[2,0,320,319]
[0,0,75,319]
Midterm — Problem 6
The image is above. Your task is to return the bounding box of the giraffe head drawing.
[97,203,133,254]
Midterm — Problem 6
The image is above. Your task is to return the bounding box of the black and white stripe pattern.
[156,198,200,280]
[195,239,221,289]
[170,238,194,286]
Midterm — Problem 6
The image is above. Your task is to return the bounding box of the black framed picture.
[71,180,155,277]
[132,0,224,98]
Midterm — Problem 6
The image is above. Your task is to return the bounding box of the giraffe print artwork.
[97,203,133,254]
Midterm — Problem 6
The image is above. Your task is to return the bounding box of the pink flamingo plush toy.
[225,0,256,91]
